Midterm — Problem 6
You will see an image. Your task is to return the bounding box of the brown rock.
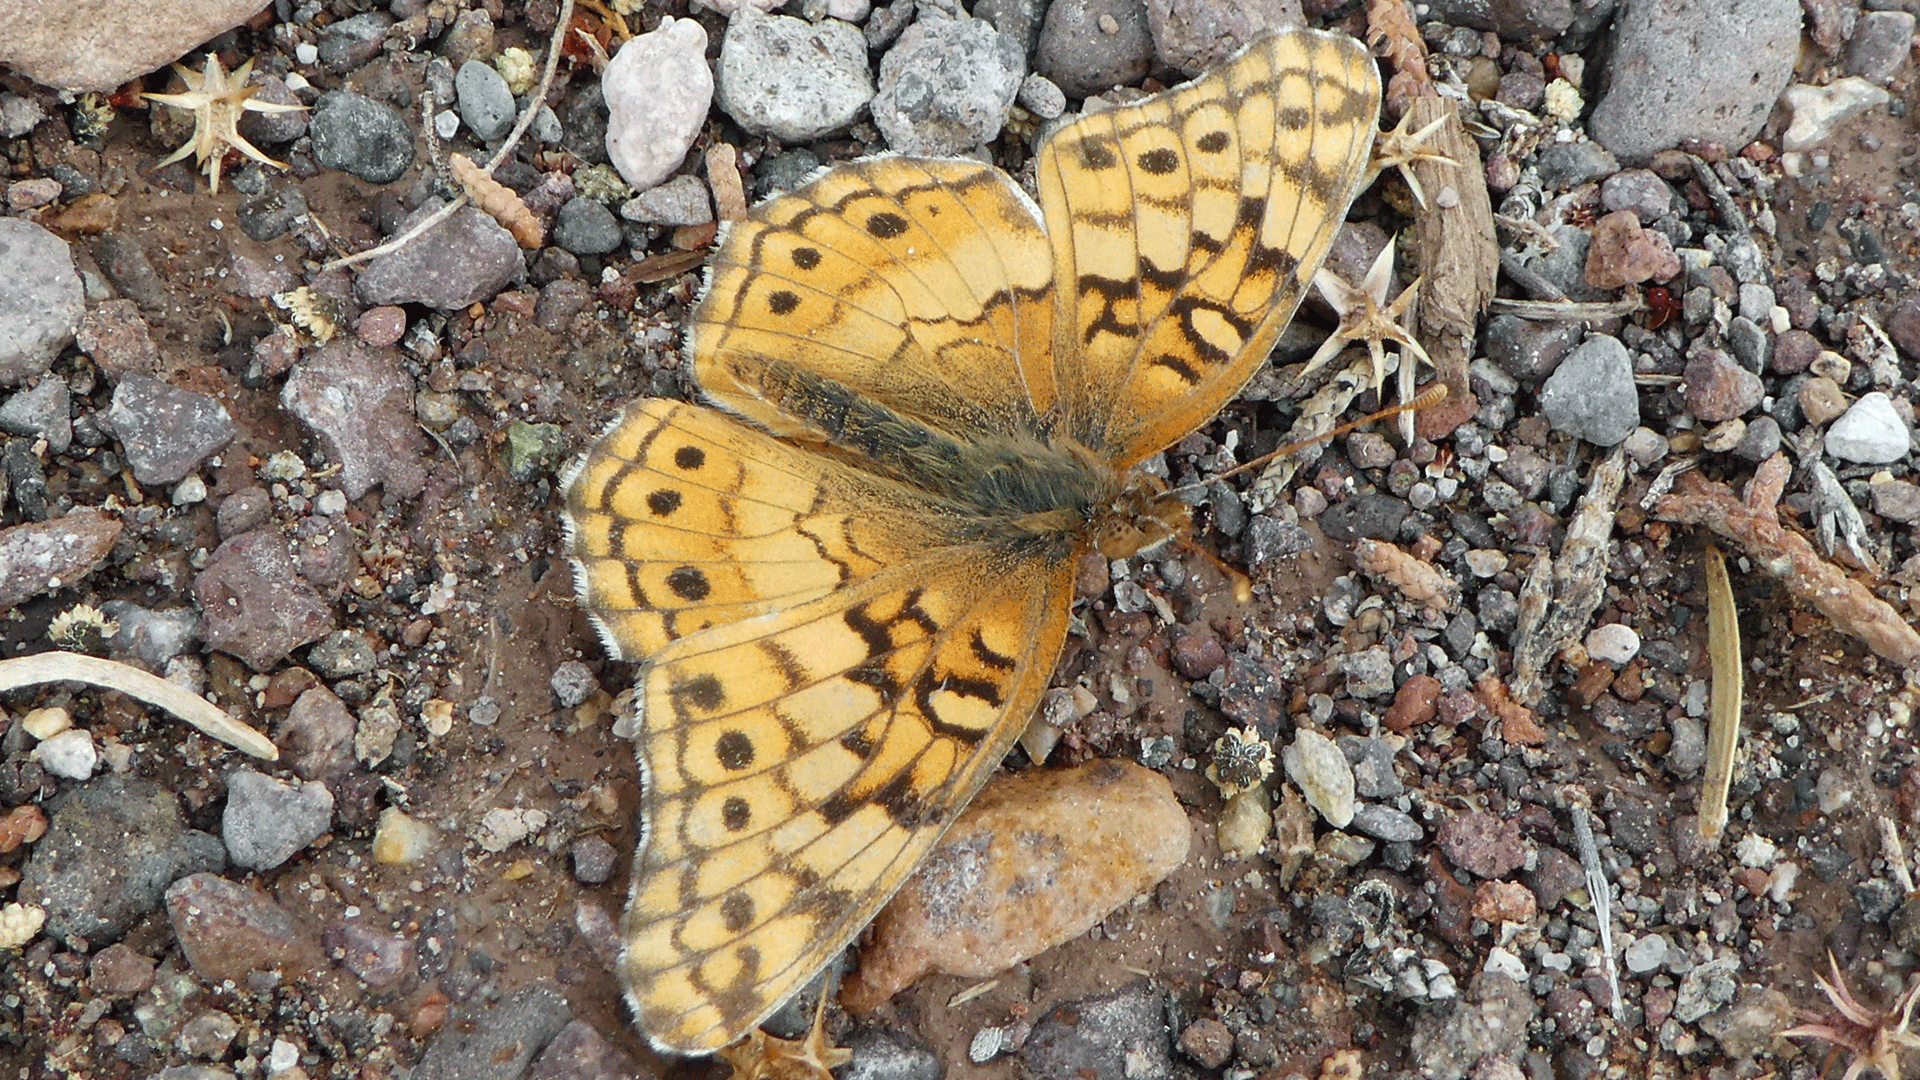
[1471,880,1538,924]
[1176,1017,1234,1068]
[165,872,322,983]
[843,760,1190,1011]
[1383,673,1442,732]
[1799,375,1848,426]
[74,299,160,378]
[1437,810,1528,880]
[1684,350,1763,421]
[88,942,156,995]
[0,508,122,609]
[1584,210,1680,290]
[280,341,429,500]
[192,530,335,671]
[1770,328,1821,374]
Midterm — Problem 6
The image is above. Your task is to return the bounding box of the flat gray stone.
[1540,334,1638,446]
[716,7,872,143]
[103,373,236,485]
[222,769,335,871]
[280,340,429,499]
[0,219,83,386]
[354,201,521,309]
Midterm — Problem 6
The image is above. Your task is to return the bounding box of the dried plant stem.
[0,652,277,761]
[1652,455,1920,668]
[1698,544,1742,840]
[322,0,576,273]
[1570,802,1625,1023]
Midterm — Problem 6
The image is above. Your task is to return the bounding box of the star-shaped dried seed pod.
[1300,235,1433,395]
[144,54,305,194]
[1369,109,1455,209]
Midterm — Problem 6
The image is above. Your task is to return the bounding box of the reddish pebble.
[1171,630,1226,680]
[1471,880,1538,924]
[491,290,537,318]
[1584,210,1681,289]
[1384,673,1442,732]
[356,306,407,347]
[1685,349,1764,421]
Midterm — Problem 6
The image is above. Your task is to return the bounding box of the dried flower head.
[144,54,305,194]
[1780,953,1920,1080]
[1206,726,1274,799]
[47,603,118,654]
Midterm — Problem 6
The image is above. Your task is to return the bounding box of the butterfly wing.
[1037,28,1382,466]
[690,156,1059,446]
[566,400,1076,1053]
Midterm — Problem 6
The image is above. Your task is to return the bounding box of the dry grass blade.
[1698,544,1742,840]
[1652,454,1920,668]
[0,651,277,760]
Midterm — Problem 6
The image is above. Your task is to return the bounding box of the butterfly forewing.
[1037,29,1381,465]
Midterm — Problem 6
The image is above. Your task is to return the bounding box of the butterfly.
[562,27,1382,1054]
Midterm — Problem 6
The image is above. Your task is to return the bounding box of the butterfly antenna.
[1169,381,1449,499]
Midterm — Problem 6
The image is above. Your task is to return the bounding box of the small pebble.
[1825,392,1910,463]
[1282,729,1354,829]
[372,807,440,864]
[34,728,97,780]
[1585,623,1641,665]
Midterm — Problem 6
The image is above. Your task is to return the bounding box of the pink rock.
[0,0,273,92]
[604,18,712,190]
[1685,350,1764,422]
[844,760,1190,1011]
[0,508,121,608]
[165,872,323,984]
[1584,210,1681,290]
[356,306,407,347]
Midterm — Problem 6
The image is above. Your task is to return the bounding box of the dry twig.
[0,652,277,760]
[449,152,544,248]
[1652,455,1920,668]
[1511,446,1627,705]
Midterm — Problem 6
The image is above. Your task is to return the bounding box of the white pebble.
[35,728,97,780]
[171,474,207,506]
[604,18,713,190]
[372,807,441,864]
[1282,729,1354,829]
[314,489,348,516]
[1585,623,1642,666]
[294,42,319,66]
[1826,392,1911,464]
[1623,934,1668,974]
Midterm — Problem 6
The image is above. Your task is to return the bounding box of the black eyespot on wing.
[867,212,908,238]
[673,673,726,713]
[791,246,821,270]
[667,567,711,601]
[673,445,706,470]
[1137,148,1180,175]
[715,730,755,770]
[722,796,752,831]
[767,290,800,315]
[720,891,754,932]
[1078,139,1118,170]
[647,489,682,516]
[1196,130,1230,153]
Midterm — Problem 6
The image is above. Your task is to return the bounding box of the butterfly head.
[1091,471,1191,560]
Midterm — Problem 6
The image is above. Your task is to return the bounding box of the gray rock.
[1588,0,1800,162]
[278,687,358,784]
[1540,334,1638,445]
[0,92,49,139]
[1022,982,1173,1080]
[551,197,624,255]
[308,629,378,678]
[455,60,516,142]
[1340,736,1404,799]
[1144,0,1302,76]
[20,776,225,942]
[1419,0,1574,40]
[716,7,873,143]
[1509,224,1607,301]
[222,769,335,871]
[842,1026,943,1080]
[75,300,161,380]
[1018,72,1068,119]
[1733,415,1782,460]
[0,377,71,453]
[91,232,166,310]
[103,373,236,486]
[569,836,616,885]
[1673,956,1741,1023]
[1035,0,1153,98]
[193,531,336,672]
[1598,168,1672,223]
[1727,316,1769,372]
[355,199,520,309]
[1350,803,1422,842]
[235,76,308,148]
[0,219,84,386]
[1407,971,1536,1080]
[310,91,416,185]
[524,1020,640,1080]
[976,0,1046,54]
[318,11,394,73]
[1826,392,1912,463]
[281,340,429,499]
[1847,11,1916,83]
[550,661,599,708]
[413,984,572,1080]
[100,600,201,669]
[620,175,712,226]
[873,17,1025,156]
[1536,141,1619,190]
[1482,314,1582,381]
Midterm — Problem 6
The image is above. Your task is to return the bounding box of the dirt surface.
[2,4,1919,1080]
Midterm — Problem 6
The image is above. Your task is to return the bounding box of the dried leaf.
[1352,538,1457,613]
[1511,446,1627,705]
[1408,97,1497,422]
[1698,544,1741,840]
